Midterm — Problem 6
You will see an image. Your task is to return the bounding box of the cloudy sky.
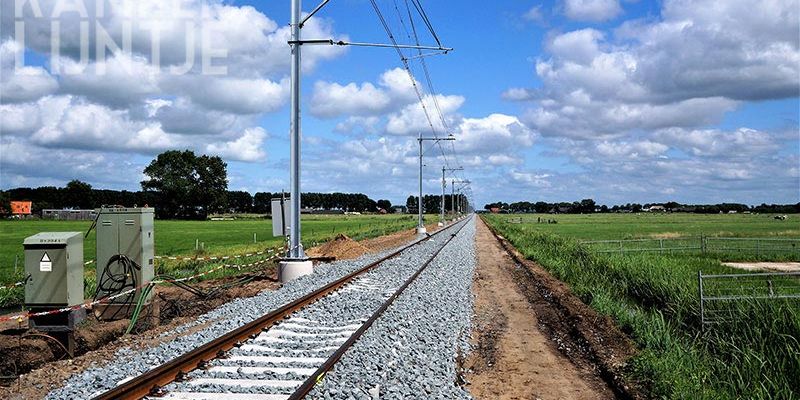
[1,0,798,207]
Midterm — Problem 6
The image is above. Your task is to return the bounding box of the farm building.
[41,209,97,220]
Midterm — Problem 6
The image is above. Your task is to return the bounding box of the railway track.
[91,217,472,400]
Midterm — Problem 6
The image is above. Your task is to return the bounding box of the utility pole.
[279,0,314,282]
[277,0,454,280]
[453,179,470,216]
[441,166,462,225]
[417,133,455,233]
[451,179,455,216]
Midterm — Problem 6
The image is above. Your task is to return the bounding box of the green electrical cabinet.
[24,232,84,307]
[95,207,155,305]
[24,231,85,355]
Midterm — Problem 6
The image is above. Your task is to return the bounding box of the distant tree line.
[1,184,394,219]
[0,150,396,219]
[235,191,386,214]
[483,199,800,214]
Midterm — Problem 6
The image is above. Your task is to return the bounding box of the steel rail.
[91,220,463,400]
[287,215,471,399]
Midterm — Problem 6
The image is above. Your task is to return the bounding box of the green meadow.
[483,213,800,400]
[0,214,440,307]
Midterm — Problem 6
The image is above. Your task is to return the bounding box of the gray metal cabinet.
[95,207,154,303]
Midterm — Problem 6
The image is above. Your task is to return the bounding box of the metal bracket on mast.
[288,39,452,53]
[299,0,330,27]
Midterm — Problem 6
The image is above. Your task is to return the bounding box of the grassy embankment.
[483,213,800,399]
[0,214,441,307]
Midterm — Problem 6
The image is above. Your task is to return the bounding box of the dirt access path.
[465,218,636,400]
[723,261,800,272]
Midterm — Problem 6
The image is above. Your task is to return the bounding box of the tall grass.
[485,216,800,399]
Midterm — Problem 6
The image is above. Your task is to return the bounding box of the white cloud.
[523,5,545,23]
[0,94,272,163]
[546,28,604,64]
[154,98,248,135]
[653,127,780,158]
[311,81,392,118]
[57,53,161,108]
[541,129,798,202]
[206,127,268,162]
[456,114,536,155]
[27,96,177,152]
[519,0,799,142]
[617,0,800,102]
[385,94,465,136]
[563,0,623,22]
[0,41,58,103]
[0,0,353,187]
[1,1,346,77]
[509,170,552,188]
[501,87,537,102]
[595,140,668,159]
[524,96,738,139]
[310,68,419,118]
[163,76,289,115]
[488,154,522,166]
[334,116,381,135]
[0,102,41,134]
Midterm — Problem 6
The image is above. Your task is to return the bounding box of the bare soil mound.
[307,234,371,260]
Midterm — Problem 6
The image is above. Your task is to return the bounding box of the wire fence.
[698,271,800,325]
[705,237,800,257]
[580,236,800,258]
[581,237,701,253]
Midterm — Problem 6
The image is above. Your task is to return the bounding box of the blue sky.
[1,0,798,207]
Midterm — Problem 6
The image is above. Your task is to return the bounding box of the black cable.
[404,0,467,184]
[85,210,101,239]
[369,0,451,166]
[410,0,441,47]
[93,254,140,321]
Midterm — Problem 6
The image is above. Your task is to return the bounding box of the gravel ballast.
[309,216,476,399]
[46,219,472,400]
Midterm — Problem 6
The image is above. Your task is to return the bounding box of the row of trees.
[2,181,158,212]
[1,184,397,219]
[230,192,389,214]
[483,200,800,214]
[1,150,403,219]
[484,199,597,214]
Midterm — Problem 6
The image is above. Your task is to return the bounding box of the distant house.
[10,201,32,216]
[490,207,501,213]
[392,205,407,214]
[647,205,666,212]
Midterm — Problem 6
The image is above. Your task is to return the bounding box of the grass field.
[501,212,800,240]
[0,214,440,307]
[483,213,800,400]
